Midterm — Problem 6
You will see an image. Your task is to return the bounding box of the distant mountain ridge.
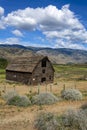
[0,44,28,49]
[0,44,87,64]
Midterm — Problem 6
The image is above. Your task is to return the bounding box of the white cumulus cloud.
[3,8,37,30]
[0,37,21,45]
[12,30,23,37]
[0,7,4,16]
[0,5,87,49]
[0,7,5,29]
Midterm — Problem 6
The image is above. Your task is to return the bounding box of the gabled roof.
[6,56,51,73]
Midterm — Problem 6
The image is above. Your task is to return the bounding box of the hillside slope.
[36,48,87,64]
[0,44,87,64]
[0,45,34,61]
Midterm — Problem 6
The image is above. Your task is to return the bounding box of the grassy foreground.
[0,64,87,130]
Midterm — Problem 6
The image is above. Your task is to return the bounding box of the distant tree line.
[0,58,8,69]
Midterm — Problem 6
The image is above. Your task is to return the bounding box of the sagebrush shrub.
[32,92,58,105]
[34,112,59,130]
[2,91,18,101]
[61,89,82,100]
[7,95,31,107]
[62,109,87,130]
[35,108,87,130]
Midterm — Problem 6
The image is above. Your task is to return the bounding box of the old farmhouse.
[6,56,54,85]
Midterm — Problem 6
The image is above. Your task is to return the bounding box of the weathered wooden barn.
[6,56,54,85]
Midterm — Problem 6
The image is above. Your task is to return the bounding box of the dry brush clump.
[35,109,87,130]
[61,88,82,101]
[7,95,31,107]
[62,109,87,130]
[2,91,18,101]
[34,112,59,130]
[32,92,59,105]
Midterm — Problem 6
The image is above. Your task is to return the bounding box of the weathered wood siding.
[31,59,54,85]
[6,70,31,84]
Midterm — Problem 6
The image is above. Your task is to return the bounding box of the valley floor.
[0,81,87,130]
[0,64,87,130]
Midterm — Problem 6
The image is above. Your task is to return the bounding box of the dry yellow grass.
[1,80,87,94]
[0,80,87,130]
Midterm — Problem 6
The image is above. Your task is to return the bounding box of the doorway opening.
[41,77,46,83]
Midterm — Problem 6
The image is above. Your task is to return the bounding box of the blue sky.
[0,0,87,50]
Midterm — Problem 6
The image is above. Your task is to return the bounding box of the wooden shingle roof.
[6,55,48,73]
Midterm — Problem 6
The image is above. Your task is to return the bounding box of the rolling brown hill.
[0,44,87,64]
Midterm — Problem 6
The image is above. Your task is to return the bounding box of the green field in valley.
[53,64,87,81]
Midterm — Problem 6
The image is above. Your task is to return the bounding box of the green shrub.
[3,91,31,107]
[0,58,8,69]
[34,112,59,130]
[32,92,59,105]
[2,91,18,101]
[61,89,82,100]
[7,95,31,107]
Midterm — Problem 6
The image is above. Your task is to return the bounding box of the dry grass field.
[0,64,87,130]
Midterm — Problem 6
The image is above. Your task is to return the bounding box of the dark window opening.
[49,76,51,80]
[42,60,46,67]
[41,77,46,83]
[42,69,45,73]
